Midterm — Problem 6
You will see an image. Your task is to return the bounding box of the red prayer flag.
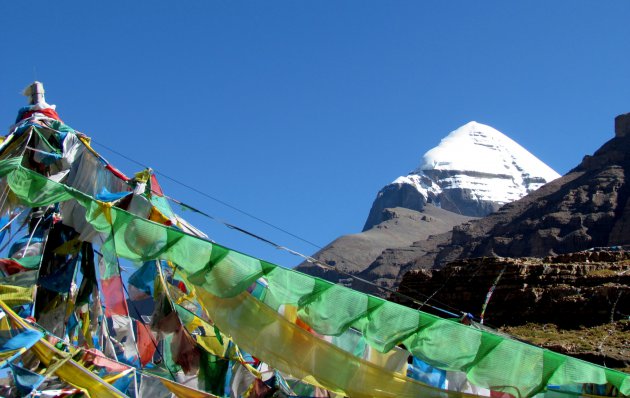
[101,276,129,317]
[135,320,157,366]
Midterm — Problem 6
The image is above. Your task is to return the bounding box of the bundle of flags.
[0,82,626,398]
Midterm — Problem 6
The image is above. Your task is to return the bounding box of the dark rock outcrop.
[396,251,630,327]
[395,250,630,370]
[363,183,429,231]
[615,112,630,138]
[441,129,630,262]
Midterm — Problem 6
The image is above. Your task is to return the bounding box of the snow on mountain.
[363,121,561,230]
[407,121,559,204]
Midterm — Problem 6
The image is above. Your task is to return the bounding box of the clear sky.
[1,2,629,267]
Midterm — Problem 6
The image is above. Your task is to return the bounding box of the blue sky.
[1,2,630,267]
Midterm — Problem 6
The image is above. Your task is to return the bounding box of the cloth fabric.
[195,289,462,398]
[9,362,46,396]
[0,258,31,275]
[0,284,34,306]
[82,348,131,373]
[0,301,126,397]
[128,261,157,298]
[407,356,447,389]
[138,373,175,398]
[0,328,43,352]
[198,351,229,396]
[38,255,78,293]
[101,276,129,317]
[135,319,157,366]
[1,156,630,397]
[171,326,200,375]
[0,269,38,287]
[16,107,62,123]
[96,187,131,202]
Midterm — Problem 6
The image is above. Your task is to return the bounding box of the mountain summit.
[363,121,560,229]
[361,113,630,295]
[298,121,559,290]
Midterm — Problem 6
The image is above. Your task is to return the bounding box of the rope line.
[89,138,475,320]
[91,139,322,250]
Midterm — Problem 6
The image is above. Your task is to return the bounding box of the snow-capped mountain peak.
[416,121,558,181]
[364,121,561,230]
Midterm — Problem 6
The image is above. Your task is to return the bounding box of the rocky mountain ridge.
[296,205,475,285]
[358,113,630,293]
[298,121,559,288]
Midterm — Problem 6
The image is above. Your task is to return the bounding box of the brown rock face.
[295,205,474,290]
[396,251,630,328]
[377,119,630,289]
[395,250,630,369]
